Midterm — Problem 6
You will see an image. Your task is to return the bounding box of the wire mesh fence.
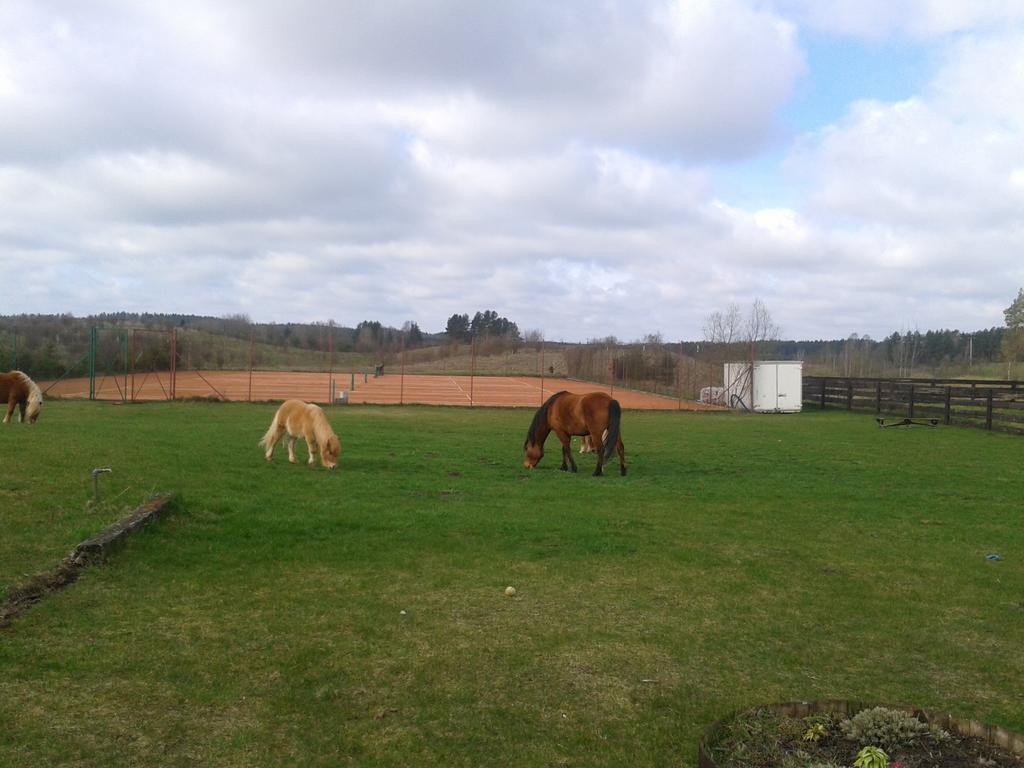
[3,318,740,407]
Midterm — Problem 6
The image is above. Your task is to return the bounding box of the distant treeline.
[0,313,439,378]
[682,327,1007,377]
[0,311,516,379]
[0,312,1011,383]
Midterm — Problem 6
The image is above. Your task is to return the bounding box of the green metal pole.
[89,326,97,400]
[122,332,128,403]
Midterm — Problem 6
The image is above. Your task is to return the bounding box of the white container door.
[752,363,779,411]
[775,363,802,412]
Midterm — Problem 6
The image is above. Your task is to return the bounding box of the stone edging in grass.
[698,700,1024,768]
[0,493,174,629]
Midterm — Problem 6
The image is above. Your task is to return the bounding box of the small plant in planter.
[804,723,829,742]
[703,703,1023,768]
[853,745,889,768]
[841,706,949,750]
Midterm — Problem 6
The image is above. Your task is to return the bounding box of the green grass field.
[1,402,1022,767]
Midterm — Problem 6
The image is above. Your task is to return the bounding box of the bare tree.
[523,329,544,349]
[889,328,921,378]
[703,304,744,344]
[704,299,779,347]
[745,298,780,347]
[701,299,780,400]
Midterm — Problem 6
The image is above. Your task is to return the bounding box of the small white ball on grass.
[505,586,517,597]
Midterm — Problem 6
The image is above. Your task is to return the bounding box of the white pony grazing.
[259,399,340,470]
[578,429,609,454]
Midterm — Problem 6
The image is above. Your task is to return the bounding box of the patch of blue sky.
[710,33,937,210]
[785,32,936,132]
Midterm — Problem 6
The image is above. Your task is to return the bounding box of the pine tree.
[1004,288,1024,328]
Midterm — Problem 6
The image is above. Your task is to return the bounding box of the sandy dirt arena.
[42,370,724,411]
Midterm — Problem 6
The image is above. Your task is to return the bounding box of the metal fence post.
[469,337,476,407]
[539,339,545,406]
[89,326,97,400]
[248,330,254,402]
[170,328,177,400]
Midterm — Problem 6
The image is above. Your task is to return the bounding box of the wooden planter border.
[0,493,174,628]
[698,700,1024,768]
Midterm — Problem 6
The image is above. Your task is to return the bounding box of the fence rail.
[803,376,1024,435]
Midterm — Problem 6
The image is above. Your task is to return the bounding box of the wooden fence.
[803,376,1024,435]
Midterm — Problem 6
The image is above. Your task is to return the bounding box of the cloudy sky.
[2,1,1024,341]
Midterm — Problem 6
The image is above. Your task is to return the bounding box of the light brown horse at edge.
[523,391,626,476]
[259,399,341,470]
[1,370,43,424]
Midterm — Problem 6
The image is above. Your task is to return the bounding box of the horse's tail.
[258,410,280,449]
[602,399,622,462]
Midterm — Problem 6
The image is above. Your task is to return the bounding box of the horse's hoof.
[621,467,627,476]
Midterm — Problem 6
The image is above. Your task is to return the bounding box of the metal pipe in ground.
[91,467,112,502]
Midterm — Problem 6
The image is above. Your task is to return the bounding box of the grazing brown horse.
[1,370,43,424]
[523,391,626,476]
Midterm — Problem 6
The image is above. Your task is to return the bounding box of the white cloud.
[1,1,1023,341]
[792,32,1024,237]
[764,0,1024,39]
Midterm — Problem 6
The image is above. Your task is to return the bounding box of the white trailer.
[723,361,803,413]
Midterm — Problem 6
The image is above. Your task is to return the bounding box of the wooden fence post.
[944,386,951,425]
[846,379,853,410]
[820,378,826,409]
[986,390,994,430]
[908,384,915,418]
[875,381,882,414]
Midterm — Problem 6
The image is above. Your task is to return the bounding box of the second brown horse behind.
[523,391,626,476]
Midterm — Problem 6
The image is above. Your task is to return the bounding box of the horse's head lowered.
[322,435,341,470]
[25,388,42,424]
[523,438,543,469]
[523,391,565,469]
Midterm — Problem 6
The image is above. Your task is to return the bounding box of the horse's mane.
[20,372,43,406]
[525,390,568,448]
[308,403,339,448]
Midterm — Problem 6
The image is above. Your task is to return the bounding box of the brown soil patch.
[43,371,725,411]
